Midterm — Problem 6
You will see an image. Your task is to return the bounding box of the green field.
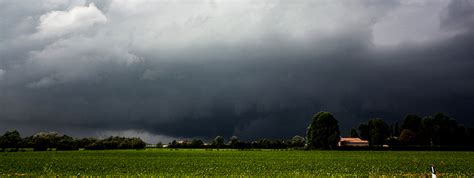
[0,149,473,176]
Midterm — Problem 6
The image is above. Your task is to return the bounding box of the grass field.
[0,149,473,176]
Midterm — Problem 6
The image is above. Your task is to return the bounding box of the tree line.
[164,111,474,150]
[163,135,305,149]
[302,111,473,149]
[1,111,473,151]
[0,131,146,151]
[355,112,474,148]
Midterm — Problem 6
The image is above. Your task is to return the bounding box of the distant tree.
[84,141,105,150]
[454,125,468,146]
[190,139,204,148]
[211,136,225,148]
[257,138,271,149]
[77,138,97,148]
[350,128,359,138]
[433,112,460,146]
[228,136,239,148]
[251,141,259,148]
[368,118,390,145]
[156,142,163,148]
[399,129,417,145]
[20,132,59,151]
[396,114,424,146]
[270,140,286,149]
[420,116,436,146]
[393,122,400,137]
[169,140,178,148]
[0,130,22,151]
[56,135,78,151]
[358,124,370,141]
[83,136,145,150]
[306,111,340,149]
[396,112,466,146]
[290,135,305,147]
[234,141,251,149]
[467,128,474,147]
[118,138,132,149]
[101,136,120,149]
[30,135,51,151]
[385,136,400,146]
[130,138,146,149]
[401,114,423,133]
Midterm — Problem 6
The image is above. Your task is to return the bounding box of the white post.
[430,164,436,178]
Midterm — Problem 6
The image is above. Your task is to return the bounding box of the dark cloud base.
[1,0,474,140]
[2,30,474,140]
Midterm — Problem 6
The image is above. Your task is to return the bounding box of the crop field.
[0,149,473,176]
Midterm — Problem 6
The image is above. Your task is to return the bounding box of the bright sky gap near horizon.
[0,0,473,143]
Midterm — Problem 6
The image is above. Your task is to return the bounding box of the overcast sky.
[1,0,473,143]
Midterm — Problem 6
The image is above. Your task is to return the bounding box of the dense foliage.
[0,131,145,151]
[356,112,474,147]
[84,136,146,150]
[1,111,473,151]
[0,149,472,176]
[0,130,22,151]
[362,118,390,146]
[167,136,301,149]
[306,111,340,149]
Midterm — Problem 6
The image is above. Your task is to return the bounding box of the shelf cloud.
[0,0,473,141]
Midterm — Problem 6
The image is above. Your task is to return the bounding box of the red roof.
[339,137,368,143]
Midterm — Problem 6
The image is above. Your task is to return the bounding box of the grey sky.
[1,0,473,143]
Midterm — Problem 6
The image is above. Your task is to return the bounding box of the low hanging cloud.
[372,0,456,46]
[440,0,474,32]
[0,0,473,141]
[26,35,140,87]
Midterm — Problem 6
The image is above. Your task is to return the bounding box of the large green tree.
[0,130,22,151]
[397,114,423,145]
[357,119,390,146]
[289,135,305,147]
[350,128,359,138]
[228,136,239,148]
[190,139,204,148]
[56,135,78,151]
[211,136,225,148]
[432,113,463,146]
[306,111,340,149]
[401,114,423,133]
[397,113,465,146]
[368,118,390,145]
[358,124,370,140]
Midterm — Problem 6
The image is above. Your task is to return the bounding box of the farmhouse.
[338,137,369,147]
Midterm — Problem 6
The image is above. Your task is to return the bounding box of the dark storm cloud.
[0,0,473,141]
[441,0,474,31]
